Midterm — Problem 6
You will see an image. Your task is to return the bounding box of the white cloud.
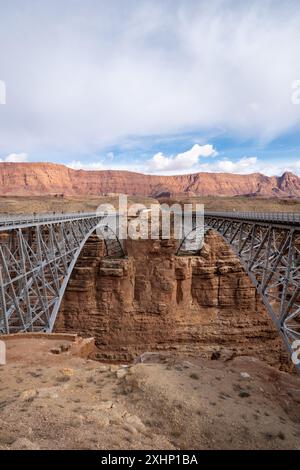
[66,160,105,171]
[197,156,300,177]
[0,2,300,157]
[212,157,258,173]
[147,144,217,172]
[258,160,300,177]
[67,151,118,170]
[0,153,28,163]
[66,152,300,177]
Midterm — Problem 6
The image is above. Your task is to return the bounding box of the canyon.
[1,172,299,450]
[55,230,289,371]
[0,162,300,198]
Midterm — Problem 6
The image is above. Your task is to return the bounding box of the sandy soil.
[0,195,299,216]
[0,196,157,216]
[0,336,299,450]
[160,195,300,213]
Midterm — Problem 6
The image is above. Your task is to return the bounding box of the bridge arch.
[177,213,300,369]
[46,225,125,332]
[1,210,299,371]
[0,213,124,334]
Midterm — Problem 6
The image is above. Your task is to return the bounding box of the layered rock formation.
[0,162,300,198]
[55,231,289,370]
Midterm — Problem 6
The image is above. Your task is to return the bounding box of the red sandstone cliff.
[0,162,300,198]
[55,232,288,369]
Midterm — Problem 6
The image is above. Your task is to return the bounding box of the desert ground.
[0,195,299,216]
[160,196,300,213]
[0,335,299,450]
[0,196,157,216]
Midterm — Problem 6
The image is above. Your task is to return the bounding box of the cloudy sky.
[1,0,300,175]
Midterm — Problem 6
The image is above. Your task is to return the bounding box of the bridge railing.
[0,209,299,230]
[0,211,99,229]
[205,211,300,225]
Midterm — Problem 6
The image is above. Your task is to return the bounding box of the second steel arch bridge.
[178,211,300,369]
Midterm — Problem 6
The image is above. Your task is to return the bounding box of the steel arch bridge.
[0,212,124,334]
[0,209,299,370]
[178,211,300,369]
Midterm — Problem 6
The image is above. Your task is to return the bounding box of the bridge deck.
[0,211,98,231]
[0,210,299,230]
[204,211,300,226]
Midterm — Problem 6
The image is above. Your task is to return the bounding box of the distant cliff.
[0,162,300,198]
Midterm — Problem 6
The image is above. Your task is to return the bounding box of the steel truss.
[179,212,300,369]
[1,209,299,370]
[0,214,124,334]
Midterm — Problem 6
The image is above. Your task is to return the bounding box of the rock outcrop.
[0,163,300,198]
[55,231,289,370]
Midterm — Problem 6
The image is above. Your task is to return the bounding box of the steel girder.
[0,214,124,334]
[1,209,299,370]
[182,212,300,369]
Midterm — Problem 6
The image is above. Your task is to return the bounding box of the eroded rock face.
[55,231,288,370]
[0,162,300,197]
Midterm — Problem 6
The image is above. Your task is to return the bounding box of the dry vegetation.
[159,196,300,213]
[1,336,300,450]
[0,196,158,216]
[0,195,299,216]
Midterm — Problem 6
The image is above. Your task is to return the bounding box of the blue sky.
[1,0,300,175]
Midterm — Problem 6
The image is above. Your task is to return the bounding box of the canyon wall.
[0,162,300,197]
[55,231,289,370]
